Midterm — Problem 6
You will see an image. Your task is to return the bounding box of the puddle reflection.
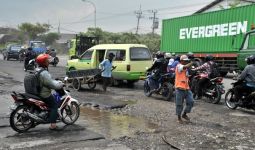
[80,106,158,139]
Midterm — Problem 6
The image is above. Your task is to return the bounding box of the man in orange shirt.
[175,55,194,124]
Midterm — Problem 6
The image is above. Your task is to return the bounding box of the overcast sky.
[0,0,213,34]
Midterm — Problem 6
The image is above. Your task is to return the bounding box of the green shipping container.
[161,4,255,54]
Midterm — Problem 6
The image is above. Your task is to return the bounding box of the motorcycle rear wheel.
[61,102,80,125]
[9,105,34,133]
[208,85,221,104]
[225,90,238,109]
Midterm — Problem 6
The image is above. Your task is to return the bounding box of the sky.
[0,0,213,34]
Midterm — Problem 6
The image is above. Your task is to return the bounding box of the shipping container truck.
[160,4,255,76]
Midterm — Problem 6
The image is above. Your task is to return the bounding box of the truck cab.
[68,35,99,60]
[29,41,46,54]
[237,29,255,70]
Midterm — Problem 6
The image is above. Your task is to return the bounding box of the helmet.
[175,55,180,61]
[205,54,213,62]
[27,47,32,51]
[165,53,172,59]
[187,52,194,59]
[36,54,49,67]
[246,55,255,65]
[156,51,164,59]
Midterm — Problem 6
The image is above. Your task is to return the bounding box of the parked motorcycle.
[225,81,255,110]
[144,71,174,101]
[9,77,80,133]
[49,56,59,67]
[191,71,225,104]
[24,59,37,71]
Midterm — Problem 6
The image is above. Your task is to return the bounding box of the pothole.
[79,106,158,139]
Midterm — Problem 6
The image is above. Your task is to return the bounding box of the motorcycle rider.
[24,47,36,70]
[233,55,255,103]
[35,54,64,130]
[147,52,168,90]
[192,54,215,100]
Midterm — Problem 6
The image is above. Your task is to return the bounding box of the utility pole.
[135,5,143,34]
[58,20,60,34]
[149,10,158,35]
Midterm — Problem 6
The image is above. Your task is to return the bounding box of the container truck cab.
[237,29,255,70]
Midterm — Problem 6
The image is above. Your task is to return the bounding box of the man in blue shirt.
[99,53,116,91]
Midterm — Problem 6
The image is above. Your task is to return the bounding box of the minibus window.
[107,50,126,61]
[130,47,151,60]
[81,50,93,60]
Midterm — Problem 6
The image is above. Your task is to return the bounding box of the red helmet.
[36,54,49,67]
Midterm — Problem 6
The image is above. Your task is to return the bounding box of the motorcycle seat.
[20,93,43,101]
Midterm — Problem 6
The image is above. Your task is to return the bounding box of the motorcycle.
[19,51,26,62]
[191,71,225,104]
[9,77,80,133]
[25,59,37,71]
[225,81,255,110]
[144,71,174,101]
[49,56,59,67]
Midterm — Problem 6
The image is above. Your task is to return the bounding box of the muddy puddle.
[79,106,158,139]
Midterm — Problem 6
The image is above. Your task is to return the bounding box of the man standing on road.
[99,53,116,92]
[175,55,194,124]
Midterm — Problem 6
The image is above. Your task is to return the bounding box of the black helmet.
[187,52,194,59]
[205,54,213,62]
[246,55,255,65]
[156,51,164,59]
[175,55,180,61]
[27,47,32,51]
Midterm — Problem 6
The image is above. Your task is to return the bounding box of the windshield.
[10,46,22,51]
[130,47,151,60]
[32,42,46,48]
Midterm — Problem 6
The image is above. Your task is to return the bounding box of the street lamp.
[82,0,96,28]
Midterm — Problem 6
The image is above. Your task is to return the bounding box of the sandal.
[49,126,62,131]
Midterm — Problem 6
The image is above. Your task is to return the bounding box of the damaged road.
[0,56,255,149]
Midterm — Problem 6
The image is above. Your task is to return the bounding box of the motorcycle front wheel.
[225,90,238,109]
[144,80,152,97]
[208,84,222,104]
[161,82,174,101]
[61,102,80,125]
[9,105,34,133]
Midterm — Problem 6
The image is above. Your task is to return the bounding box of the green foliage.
[18,23,51,40]
[39,32,60,45]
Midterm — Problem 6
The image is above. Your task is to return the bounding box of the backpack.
[24,69,45,95]
[208,62,220,79]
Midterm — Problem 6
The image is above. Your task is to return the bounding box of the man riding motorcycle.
[192,54,216,100]
[233,55,255,103]
[35,54,64,130]
[147,52,168,90]
[24,47,36,70]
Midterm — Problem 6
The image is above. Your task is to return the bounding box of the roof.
[89,44,148,50]
[194,0,255,14]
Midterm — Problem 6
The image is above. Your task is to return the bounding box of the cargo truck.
[68,34,99,59]
[160,4,255,76]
